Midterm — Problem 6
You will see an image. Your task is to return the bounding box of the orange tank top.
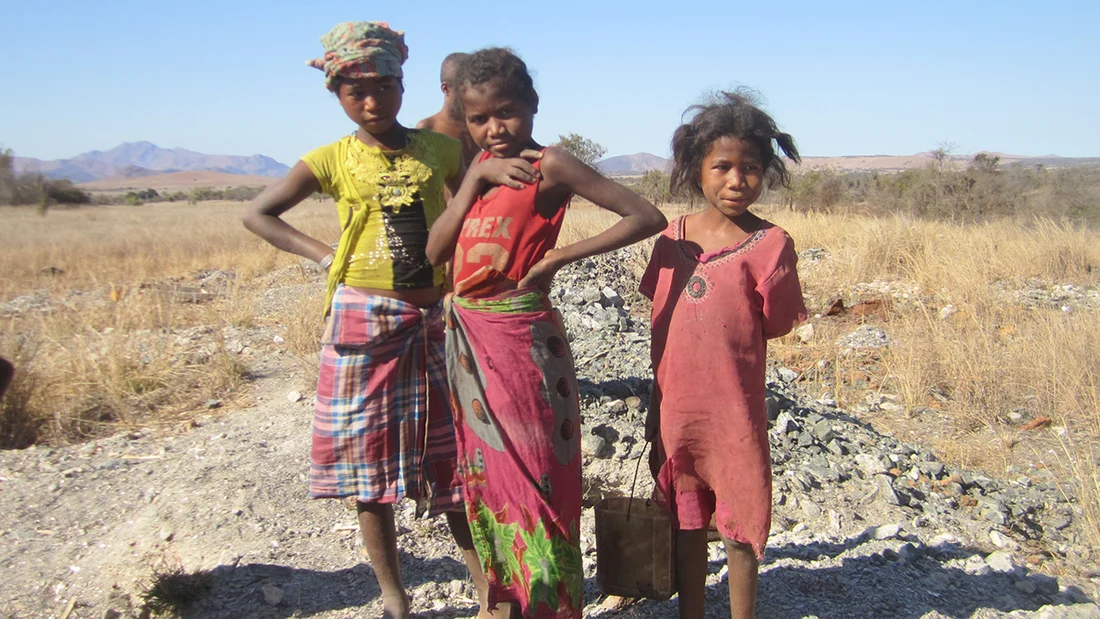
[452,151,568,298]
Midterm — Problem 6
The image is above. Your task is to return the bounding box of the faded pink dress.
[640,215,807,557]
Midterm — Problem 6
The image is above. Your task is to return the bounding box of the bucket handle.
[625,439,650,521]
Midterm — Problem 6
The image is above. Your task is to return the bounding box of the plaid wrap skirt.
[309,285,463,517]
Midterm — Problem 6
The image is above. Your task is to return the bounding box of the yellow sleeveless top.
[301,131,462,313]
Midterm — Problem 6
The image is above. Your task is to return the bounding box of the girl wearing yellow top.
[243,22,536,618]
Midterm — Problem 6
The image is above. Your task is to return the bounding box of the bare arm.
[518,147,667,289]
[425,152,543,266]
[241,161,332,263]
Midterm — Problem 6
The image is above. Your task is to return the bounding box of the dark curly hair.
[454,47,538,109]
[670,89,800,197]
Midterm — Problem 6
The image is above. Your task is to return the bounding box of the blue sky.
[1,1,1097,165]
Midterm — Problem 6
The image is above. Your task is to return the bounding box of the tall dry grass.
[562,200,1100,547]
[2,198,1098,548]
[0,200,338,447]
[759,207,1099,548]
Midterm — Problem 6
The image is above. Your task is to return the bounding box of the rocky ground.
[1,249,1099,618]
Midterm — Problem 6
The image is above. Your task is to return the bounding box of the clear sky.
[1,0,1097,165]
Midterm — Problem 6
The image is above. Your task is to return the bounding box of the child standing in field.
[425,48,666,618]
[641,91,807,619]
[242,22,516,619]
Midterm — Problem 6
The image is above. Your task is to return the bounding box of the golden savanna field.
[2,192,1099,551]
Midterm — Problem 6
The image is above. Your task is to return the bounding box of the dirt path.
[2,254,1099,618]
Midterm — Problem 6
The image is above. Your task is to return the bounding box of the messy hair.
[455,47,538,109]
[670,89,800,196]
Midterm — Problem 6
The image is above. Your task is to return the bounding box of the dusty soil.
[78,171,274,193]
[2,256,1099,619]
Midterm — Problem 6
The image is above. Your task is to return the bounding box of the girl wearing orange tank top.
[426,48,666,618]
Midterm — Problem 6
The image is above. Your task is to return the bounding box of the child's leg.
[676,528,709,619]
[721,538,759,619]
[357,502,410,619]
[445,511,518,618]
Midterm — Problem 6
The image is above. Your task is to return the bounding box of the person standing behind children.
[641,90,807,619]
[426,48,666,618]
[242,22,519,619]
[417,52,481,166]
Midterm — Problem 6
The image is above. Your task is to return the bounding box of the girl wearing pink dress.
[641,90,808,619]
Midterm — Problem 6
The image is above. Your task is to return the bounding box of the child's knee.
[721,538,757,563]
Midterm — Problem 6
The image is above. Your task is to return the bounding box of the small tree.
[0,148,15,205]
[556,133,607,169]
[637,170,671,206]
[968,153,1001,174]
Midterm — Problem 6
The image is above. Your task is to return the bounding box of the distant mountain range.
[597,152,1100,176]
[13,142,290,183]
[14,142,1098,184]
[596,153,673,175]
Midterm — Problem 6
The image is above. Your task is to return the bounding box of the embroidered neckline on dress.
[674,215,766,266]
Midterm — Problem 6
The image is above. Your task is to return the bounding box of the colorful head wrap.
[307,22,408,91]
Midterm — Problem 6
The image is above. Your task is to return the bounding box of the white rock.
[964,561,992,576]
[855,454,887,476]
[880,401,906,414]
[273,335,285,344]
[939,304,958,320]
[778,367,799,383]
[262,585,282,606]
[929,533,960,547]
[986,550,1016,574]
[801,502,822,520]
[600,287,624,308]
[868,523,902,540]
[1035,603,1100,618]
[989,530,1018,550]
[286,391,303,403]
[796,323,815,343]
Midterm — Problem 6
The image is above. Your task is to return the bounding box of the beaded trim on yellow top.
[344,135,434,213]
[299,130,460,316]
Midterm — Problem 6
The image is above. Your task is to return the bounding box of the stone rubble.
[0,246,1096,618]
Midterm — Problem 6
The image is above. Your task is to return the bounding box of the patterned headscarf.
[307,22,408,91]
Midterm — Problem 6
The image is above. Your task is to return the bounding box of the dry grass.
[139,563,214,616]
[0,200,337,447]
[0,200,337,299]
[760,208,1099,430]
[564,200,1100,548]
[758,206,1100,547]
[3,197,1098,549]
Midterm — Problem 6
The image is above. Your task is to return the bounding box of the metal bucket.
[594,496,677,600]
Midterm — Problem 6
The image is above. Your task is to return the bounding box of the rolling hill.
[596,152,1100,176]
[14,142,290,183]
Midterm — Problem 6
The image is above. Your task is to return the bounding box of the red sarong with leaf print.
[445,285,583,618]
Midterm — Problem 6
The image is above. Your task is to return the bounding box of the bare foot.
[381,592,411,619]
